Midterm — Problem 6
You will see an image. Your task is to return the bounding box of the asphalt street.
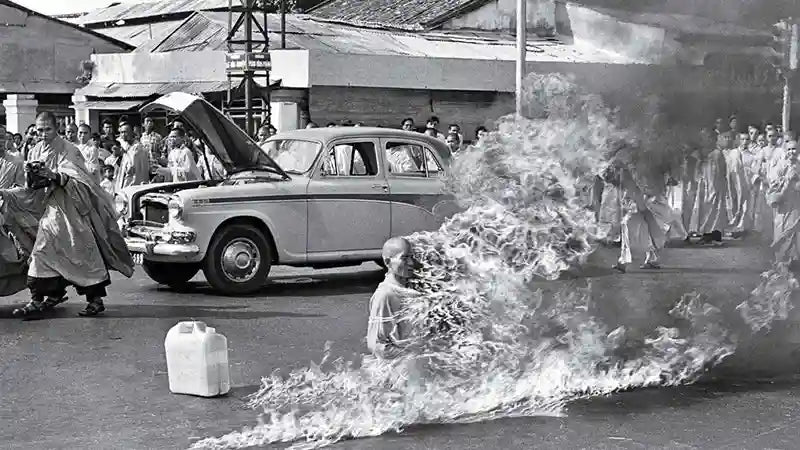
[3,240,800,450]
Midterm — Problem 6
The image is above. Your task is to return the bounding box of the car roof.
[270,127,447,147]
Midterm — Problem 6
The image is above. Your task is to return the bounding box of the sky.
[13,0,159,16]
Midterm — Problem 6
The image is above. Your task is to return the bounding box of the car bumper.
[124,224,201,262]
[125,237,201,257]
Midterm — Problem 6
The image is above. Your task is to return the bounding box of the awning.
[74,80,236,98]
[71,100,145,111]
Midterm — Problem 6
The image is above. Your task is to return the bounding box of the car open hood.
[140,92,287,178]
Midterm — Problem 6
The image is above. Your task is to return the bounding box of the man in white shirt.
[166,128,200,182]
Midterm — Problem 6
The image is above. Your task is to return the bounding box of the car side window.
[386,142,427,177]
[424,148,443,177]
[320,142,377,177]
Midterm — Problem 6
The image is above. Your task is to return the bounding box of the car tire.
[142,260,201,288]
[203,224,272,295]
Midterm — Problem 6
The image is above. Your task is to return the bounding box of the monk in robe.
[593,165,622,245]
[725,132,752,236]
[609,163,668,272]
[767,140,800,267]
[742,132,772,241]
[679,146,701,237]
[0,125,24,189]
[691,137,728,245]
[0,112,134,317]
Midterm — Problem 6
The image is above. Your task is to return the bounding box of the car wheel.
[203,224,272,295]
[142,260,201,288]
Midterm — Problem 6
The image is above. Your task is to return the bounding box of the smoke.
[190,72,799,450]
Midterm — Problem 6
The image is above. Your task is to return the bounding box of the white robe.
[725,147,751,232]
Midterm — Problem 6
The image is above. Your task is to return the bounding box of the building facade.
[0,0,131,133]
[71,0,785,140]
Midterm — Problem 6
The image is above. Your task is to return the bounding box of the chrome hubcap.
[220,238,260,283]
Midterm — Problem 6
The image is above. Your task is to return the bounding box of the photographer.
[3,112,134,318]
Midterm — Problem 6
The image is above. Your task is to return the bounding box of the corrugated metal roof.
[73,100,145,110]
[94,20,184,47]
[77,0,230,26]
[75,81,233,98]
[308,0,492,31]
[137,12,643,64]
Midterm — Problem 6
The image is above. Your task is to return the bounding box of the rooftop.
[308,0,493,31]
[75,0,230,27]
[134,11,642,64]
[0,0,133,50]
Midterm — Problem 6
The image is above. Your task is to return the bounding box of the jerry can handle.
[178,320,207,333]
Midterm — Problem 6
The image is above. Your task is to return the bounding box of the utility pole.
[516,0,526,116]
[771,19,799,132]
[783,22,798,131]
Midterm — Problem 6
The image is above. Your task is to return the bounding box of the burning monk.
[767,140,800,268]
[366,237,421,359]
[1,112,134,317]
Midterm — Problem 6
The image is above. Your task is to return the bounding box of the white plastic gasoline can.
[164,321,231,397]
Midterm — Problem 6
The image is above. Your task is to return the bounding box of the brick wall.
[309,86,514,141]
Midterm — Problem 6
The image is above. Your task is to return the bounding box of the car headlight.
[168,195,184,221]
[114,193,128,215]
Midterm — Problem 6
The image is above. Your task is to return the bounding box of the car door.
[382,138,452,238]
[306,138,391,256]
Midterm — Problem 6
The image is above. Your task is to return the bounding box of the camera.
[25,161,52,189]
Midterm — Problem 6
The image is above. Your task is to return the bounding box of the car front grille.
[141,203,169,225]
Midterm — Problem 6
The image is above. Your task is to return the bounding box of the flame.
[190,73,796,450]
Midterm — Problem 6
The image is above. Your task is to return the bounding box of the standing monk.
[610,162,668,272]
[725,132,751,236]
[767,140,800,267]
[3,112,134,317]
[115,123,150,191]
[691,135,728,245]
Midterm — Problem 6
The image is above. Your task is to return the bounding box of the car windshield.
[263,139,321,174]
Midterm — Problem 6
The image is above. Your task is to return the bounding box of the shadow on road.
[0,304,325,320]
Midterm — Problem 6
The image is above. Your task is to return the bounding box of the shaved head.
[382,237,412,262]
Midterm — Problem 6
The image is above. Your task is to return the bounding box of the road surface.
[2,240,800,449]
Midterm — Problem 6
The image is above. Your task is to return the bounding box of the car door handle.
[371,184,389,191]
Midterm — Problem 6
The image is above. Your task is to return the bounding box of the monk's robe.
[366,275,421,359]
[617,167,668,265]
[691,148,729,234]
[0,137,134,295]
[0,152,24,189]
[742,146,772,239]
[725,147,751,232]
[767,161,800,263]
[680,151,701,234]
[594,173,622,242]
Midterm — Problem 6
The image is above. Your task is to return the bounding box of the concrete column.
[270,101,300,132]
[2,94,38,134]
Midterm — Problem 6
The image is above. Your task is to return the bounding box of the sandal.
[640,262,662,270]
[13,300,44,318]
[612,263,627,273]
[78,300,105,317]
[40,295,68,311]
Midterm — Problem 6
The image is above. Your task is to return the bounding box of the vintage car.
[118,92,457,295]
